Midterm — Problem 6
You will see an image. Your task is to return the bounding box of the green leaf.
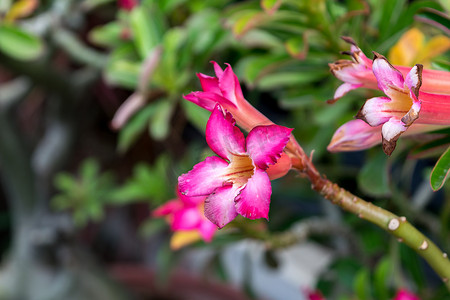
[261,0,281,14]
[373,257,392,300]
[431,60,450,72]
[89,22,122,47]
[409,135,450,159]
[430,146,450,191]
[314,100,352,126]
[237,54,288,85]
[358,150,391,197]
[232,10,263,37]
[130,5,164,59]
[54,173,76,192]
[285,36,305,58]
[118,104,158,152]
[111,156,170,204]
[105,59,141,89]
[415,8,450,33]
[257,71,326,90]
[353,268,371,300]
[149,99,174,141]
[0,25,44,61]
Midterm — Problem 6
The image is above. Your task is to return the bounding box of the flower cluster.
[155,62,293,242]
[329,37,450,155]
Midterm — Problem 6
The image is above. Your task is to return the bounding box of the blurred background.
[0,0,449,299]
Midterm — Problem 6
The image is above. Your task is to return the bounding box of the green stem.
[286,139,450,290]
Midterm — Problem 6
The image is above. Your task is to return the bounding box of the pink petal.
[372,53,404,93]
[178,193,206,206]
[206,104,246,160]
[172,207,202,230]
[153,199,181,217]
[178,156,229,197]
[381,117,408,155]
[217,64,244,107]
[356,97,393,126]
[198,220,217,242]
[235,169,271,220]
[183,91,237,112]
[204,185,240,228]
[246,125,292,170]
[197,73,221,94]
[265,152,292,180]
[334,82,363,100]
[404,64,423,101]
[327,119,382,152]
[212,61,224,78]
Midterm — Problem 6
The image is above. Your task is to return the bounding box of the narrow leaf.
[430,146,450,191]
[0,25,43,61]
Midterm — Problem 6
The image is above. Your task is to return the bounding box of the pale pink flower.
[356,53,450,155]
[329,37,375,102]
[329,37,450,103]
[178,104,292,228]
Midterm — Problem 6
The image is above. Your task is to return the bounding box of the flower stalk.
[288,139,450,289]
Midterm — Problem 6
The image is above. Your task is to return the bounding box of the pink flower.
[118,0,137,11]
[184,61,293,179]
[393,289,420,300]
[356,53,450,155]
[184,62,273,133]
[327,119,447,152]
[178,104,292,228]
[329,37,375,102]
[329,37,450,103]
[153,190,217,244]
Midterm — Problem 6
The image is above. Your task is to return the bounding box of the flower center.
[385,85,413,115]
[225,154,254,187]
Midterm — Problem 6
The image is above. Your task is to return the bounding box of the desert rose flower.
[184,61,294,179]
[153,190,216,249]
[329,37,450,102]
[178,104,292,228]
[356,53,450,155]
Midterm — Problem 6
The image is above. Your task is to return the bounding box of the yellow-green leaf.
[0,25,44,61]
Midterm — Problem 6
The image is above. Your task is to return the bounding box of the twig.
[285,137,450,289]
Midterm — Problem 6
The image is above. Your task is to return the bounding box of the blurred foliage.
[52,158,115,226]
[0,0,449,299]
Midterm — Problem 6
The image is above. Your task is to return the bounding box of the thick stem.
[288,140,450,289]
